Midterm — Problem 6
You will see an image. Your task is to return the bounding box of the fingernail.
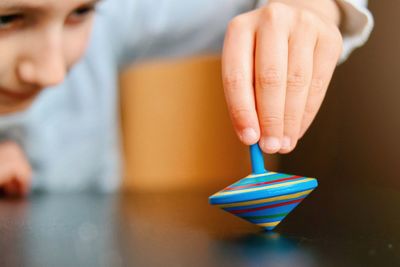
[241,128,258,144]
[260,137,281,152]
[281,136,291,150]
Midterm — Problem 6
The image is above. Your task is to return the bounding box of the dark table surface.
[0,181,399,267]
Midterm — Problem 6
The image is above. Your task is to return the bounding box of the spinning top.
[209,144,318,231]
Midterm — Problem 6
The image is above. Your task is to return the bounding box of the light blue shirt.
[0,0,372,193]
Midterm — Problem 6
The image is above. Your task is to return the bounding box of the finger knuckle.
[322,28,343,53]
[230,107,252,123]
[260,114,283,129]
[284,113,300,127]
[223,71,246,91]
[309,77,325,95]
[297,9,317,25]
[256,69,284,91]
[304,104,318,116]
[329,25,343,42]
[228,15,247,32]
[287,70,308,92]
[260,3,289,23]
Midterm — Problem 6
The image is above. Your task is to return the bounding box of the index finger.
[222,14,260,145]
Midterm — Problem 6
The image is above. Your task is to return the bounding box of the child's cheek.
[64,19,94,69]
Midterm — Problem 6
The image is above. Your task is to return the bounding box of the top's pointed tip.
[263,226,278,231]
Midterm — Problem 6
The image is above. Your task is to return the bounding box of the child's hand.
[0,141,32,197]
[222,0,342,154]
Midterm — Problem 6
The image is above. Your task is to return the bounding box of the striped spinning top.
[209,144,318,231]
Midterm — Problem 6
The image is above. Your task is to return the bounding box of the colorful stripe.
[245,172,276,179]
[242,212,288,220]
[228,198,304,214]
[233,173,292,187]
[217,189,312,208]
[225,175,301,191]
[214,178,314,196]
[257,221,280,228]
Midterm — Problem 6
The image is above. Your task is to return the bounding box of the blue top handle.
[250,144,268,174]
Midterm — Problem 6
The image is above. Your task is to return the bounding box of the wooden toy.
[209,144,318,231]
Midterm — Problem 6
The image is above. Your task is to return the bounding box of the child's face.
[0,0,98,114]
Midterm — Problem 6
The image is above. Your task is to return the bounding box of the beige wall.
[120,56,278,192]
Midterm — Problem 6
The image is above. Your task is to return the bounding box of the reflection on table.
[0,183,399,267]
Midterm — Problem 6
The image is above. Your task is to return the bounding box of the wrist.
[268,0,341,26]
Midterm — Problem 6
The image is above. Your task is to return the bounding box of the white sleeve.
[335,0,374,63]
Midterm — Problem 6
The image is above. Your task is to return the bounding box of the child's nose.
[18,38,66,89]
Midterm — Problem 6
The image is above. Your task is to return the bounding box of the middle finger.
[280,24,317,153]
[255,18,289,154]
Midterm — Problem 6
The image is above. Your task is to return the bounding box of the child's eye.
[67,5,97,24]
[0,14,24,29]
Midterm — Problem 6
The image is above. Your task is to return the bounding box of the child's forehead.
[0,0,98,11]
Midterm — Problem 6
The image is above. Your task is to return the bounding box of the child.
[0,0,373,196]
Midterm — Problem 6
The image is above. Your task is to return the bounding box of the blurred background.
[283,1,396,190]
[120,2,396,193]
